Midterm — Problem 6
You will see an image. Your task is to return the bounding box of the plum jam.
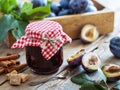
[12,20,71,75]
[26,46,63,74]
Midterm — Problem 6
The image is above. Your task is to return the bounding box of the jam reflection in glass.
[26,46,63,74]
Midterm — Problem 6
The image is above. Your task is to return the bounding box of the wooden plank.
[33,32,120,90]
[47,11,114,39]
[0,34,111,88]
[0,28,120,90]
[0,35,107,89]
[0,1,119,90]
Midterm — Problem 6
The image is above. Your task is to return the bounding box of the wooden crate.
[5,0,114,47]
[47,11,114,39]
[46,0,114,39]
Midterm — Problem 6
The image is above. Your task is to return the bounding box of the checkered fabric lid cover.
[12,20,72,60]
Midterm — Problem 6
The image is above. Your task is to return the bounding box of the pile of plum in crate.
[31,0,98,17]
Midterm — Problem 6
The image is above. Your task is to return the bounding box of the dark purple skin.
[80,36,92,44]
[58,9,73,16]
[69,0,88,14]
[68,53,85,68]
[60,0,70,9]
[107,76,120,83]
[81,63,98,73]
[102,65,120,83]
[109,36,120,58]
[47,12,56,17]
[50,2,62,15]
[110,44,120,58]
[31,0,47,8]
[81,53,99,73]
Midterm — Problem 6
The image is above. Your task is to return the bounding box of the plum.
[81,52,101,73]
[80,24,99,43]
[102,64,120,82]
[110,44,120,58]
[88,0,94,5]
[69,0,88,13]
[109,36,120,58]
[85,4,97,12]
[58,9,73,16]
[31,0,47,8]
[60,0,70,9]
[67,49,85,67]
[79,0,89,13]
[47,12,56,17]
[110,37,120,45]
[50,2,61,15]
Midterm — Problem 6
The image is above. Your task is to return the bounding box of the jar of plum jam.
[25,46,63,74]
[12,20,72,74]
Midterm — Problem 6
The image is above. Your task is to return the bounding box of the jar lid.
[12,20,72,60]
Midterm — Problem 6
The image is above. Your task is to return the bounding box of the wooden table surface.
[0,1,120,90]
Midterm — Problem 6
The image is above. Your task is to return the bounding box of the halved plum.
[81,52,101,73]
[80,24,99,43]
[102,64,120,82]
[67,49,85,67]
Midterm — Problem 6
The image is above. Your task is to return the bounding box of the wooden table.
[0,1,120,90]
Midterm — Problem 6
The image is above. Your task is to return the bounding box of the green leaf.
[98,68,107,83]
[0,14,15,42]
[27,5,51,20]
[0,0,17,13]
[8,0,18,12]
[0,14,28,42]
[20,1,51,21]
[71,71,107,90]
[0,0,51,42]
[71,72,93,85]
[11,20,28,39]
[16,20,28,35]
[112,83,120,90]
[20,2,33,14]
[0,0,2,11]
[99,80,109,90]
[80,83,96,90]
[10,10,22,20]
[80,83,107,90]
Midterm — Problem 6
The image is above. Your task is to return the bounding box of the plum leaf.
[0,14,15,43]
[71,71,107,90]
[20,1,51,20]
[0,0,51,43]
[80,83,107,90]
[71,72,93,85]
[112,83,120,90]
[98,68,107,83]
[0,0,17,13]
[11,20,28,39]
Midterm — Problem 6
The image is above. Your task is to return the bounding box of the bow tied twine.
[40,32,61,49]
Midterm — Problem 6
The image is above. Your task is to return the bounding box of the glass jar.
[26,46,63,74]
[12,20,72,75]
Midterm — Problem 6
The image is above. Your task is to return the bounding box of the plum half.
[81,52,101,73]
[102,64,120,82]
[67,49,85,67]
[80,24,99,43]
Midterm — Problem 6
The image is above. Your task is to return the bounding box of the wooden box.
[47,0,114,39]
[5,0,114,47]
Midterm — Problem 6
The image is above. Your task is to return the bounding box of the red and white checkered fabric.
[12,20,72,60]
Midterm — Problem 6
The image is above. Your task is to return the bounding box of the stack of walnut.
[0,54,29,86]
